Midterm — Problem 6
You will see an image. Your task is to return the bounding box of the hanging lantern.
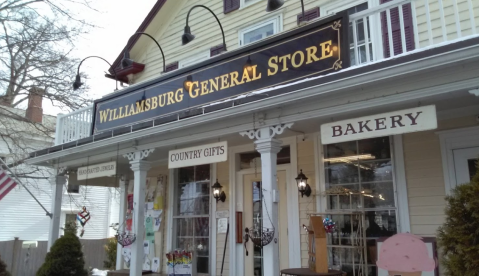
[212,179,226,203]
[295,169,311,197]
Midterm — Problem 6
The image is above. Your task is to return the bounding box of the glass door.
[453,147,479,187]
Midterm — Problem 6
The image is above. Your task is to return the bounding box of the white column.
[48,175,66,250]
[116,177,128,270]
[123,149,154,276]
[255,135,282,276]
[240,123,293,276]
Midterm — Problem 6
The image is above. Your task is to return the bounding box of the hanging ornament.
[323,217,336,233]
[77,206,90,237]
[116,212,137,247]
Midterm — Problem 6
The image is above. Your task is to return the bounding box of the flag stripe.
[0,168,18,201]
[0,180,17,200]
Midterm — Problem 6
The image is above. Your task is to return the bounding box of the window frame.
[240,0,263,9]
[65,180,81,194]
[238,13,283,46]
[171,165,213,276]
[321,0,383,65]
[178,50,211,69]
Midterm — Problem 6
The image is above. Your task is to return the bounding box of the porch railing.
[55,106,93,145]
[349,0,478,65]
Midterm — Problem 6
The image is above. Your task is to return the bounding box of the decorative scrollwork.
[123,148,155,162]
[332,20,341,30]
[240,123,293,140]
[333,60,343,70]
[57,166,67,175]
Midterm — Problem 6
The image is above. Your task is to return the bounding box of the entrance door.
[453,147,479,186]
[243,171,288,276]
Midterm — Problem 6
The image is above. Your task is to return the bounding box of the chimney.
[25,87,44,123]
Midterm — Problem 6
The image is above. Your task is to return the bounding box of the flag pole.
[0,158,52,218]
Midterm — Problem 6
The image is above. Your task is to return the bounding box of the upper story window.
[241,0,263,9]
[239,15,282,46]
[67,181,80,194]
[179,51,211,69]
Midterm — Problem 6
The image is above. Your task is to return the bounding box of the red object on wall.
[380,0,415,57]
[297,7,320,24]
[236,212,243,243]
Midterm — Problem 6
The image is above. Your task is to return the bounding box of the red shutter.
[165,62,179,72]
[210,44,226,57]
[380,0,415,58]
[297,7,320,24]
[224,0,240,14]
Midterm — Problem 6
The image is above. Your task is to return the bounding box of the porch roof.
[25,35,479,168]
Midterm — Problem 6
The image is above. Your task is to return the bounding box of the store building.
[26,0,479,275]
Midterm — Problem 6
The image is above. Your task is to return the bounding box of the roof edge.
[109,0,167,74]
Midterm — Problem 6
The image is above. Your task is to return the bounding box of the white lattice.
[240,123,293,140]
[123,148,155,162]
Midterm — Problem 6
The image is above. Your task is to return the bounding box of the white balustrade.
[54,106,93,145]
[349,0,478,65]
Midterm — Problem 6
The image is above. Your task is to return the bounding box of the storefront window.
[173,165,211,275]
[324,137,396,276]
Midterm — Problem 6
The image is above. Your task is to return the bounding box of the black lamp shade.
[295,169,311,197]
[266,0,285,12]
[212,179,226,203]
[73,74,82,90]
[121,51,134,69]
[182,26,196,45]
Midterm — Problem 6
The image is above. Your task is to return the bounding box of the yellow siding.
[216,160,229,276]
[403,115,478,237]
[415,0,479,47]
[297,139,318,268]
[131,0,328,84]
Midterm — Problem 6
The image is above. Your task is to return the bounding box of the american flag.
[0,167,18,200]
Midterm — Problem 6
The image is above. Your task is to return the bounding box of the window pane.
[244,23,274,45]
[173,165,211,275]
[467,159,478,181]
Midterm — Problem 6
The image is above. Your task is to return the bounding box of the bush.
[0,255,12,276]
[437,160,479,276]
[103,237,117,269]
[37,225,88,276]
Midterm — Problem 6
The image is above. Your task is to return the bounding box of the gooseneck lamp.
[266,0,307,24]
[295,169,312,197]
[73,56,118,91]
[121,32,166,73]
[182,5,227,53]
[212,179,226,203]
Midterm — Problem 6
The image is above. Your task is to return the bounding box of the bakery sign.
[168,141,227,169]
[320,105,437,144]
[77,161,116,180]
[92,12,349,134]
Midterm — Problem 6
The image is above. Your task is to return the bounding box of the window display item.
[166,250,194,276]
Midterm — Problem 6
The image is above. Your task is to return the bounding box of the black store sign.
[93,13,349,134]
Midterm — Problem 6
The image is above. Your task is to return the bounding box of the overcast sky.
[43,0,157,115]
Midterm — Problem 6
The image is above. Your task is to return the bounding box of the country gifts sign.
[320,105,437,144]
[168,141,227,169]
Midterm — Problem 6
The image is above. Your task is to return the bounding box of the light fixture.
[182,5,227,53]
[295,169,311,197]
[73,56,118,91]
[212,179,226,203]
[121,32,166,72]
[183,75,193,91]
[243,56,254,79]
[266,0,308,25]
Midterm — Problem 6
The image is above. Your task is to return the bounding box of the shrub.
[437,160,479,275]
[0,255,12,276]
[37,223,88,276]
[103,237,117,269]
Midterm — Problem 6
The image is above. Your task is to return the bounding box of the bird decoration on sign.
[77,206,90,237]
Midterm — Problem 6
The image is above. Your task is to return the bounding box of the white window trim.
[316,134,411,233]
[178,50,211,69]
[240,0,263,9]
[238,13,283,47]
[166,165,216,276]
[321,0,384,64]
[60,210,80,236]
[437,126,479,195]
